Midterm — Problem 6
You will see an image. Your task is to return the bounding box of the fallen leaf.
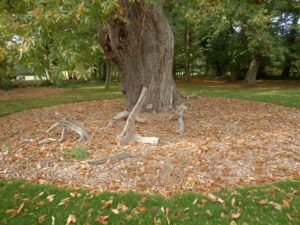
[286,213,295,220]
[38,215,47,224]
[134,206,147,212]
[207,193,217,201]
[5,209,17,214]
[165,207,169,217]
[231,197,236,206]
[70,192,77,197]
[117,203,129,212]
[217,198,225,204]
[47,194,56,202]
[269,202,282,211]
[111,208,119,214]
[206,209,212,216]
[258,199,268,205]
[36,201,45,206]
[230,221,237,225]
[34,192,45,200]
[95,215,109,224]
[58,198,71,207]
[138,196,147,203]
[231,213,241,218]
[66,214,76,225]
[220,212,225,218]
[282,199,289,208]
[101,200,113,209]
[16,202,24,214]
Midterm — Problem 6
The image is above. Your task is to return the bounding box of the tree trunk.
[105,60,111,90]
[281,60,291,78]
[244,55,262,86]
[99,0,178,112]
[229,64,240,82]
[184,25,192,83]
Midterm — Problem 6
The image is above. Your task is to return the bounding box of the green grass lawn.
[0,80,299,224]
[0,81,299,117]
[0,179,299,225]
[177,82,300,109]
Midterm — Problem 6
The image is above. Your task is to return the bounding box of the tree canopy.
[1,0,299,85]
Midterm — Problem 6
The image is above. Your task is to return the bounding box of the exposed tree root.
[102,111,147,130]
[185,94,198,99]
[169,103,187,134]
[47,118,92,141]
[39,118,92,144]
[117,87,159,145]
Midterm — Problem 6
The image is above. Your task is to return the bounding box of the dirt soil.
[0,97,299,196]
[0,87,70,100]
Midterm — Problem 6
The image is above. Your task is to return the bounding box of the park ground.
[0,79,299,224]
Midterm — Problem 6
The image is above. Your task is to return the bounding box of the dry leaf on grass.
[95,215,109,225]
[38,214,47,224]
[231,213,241,219]
[101,200,113,209]
[257,199,268,205]
[66,214,76,225]
[111,208,119,214]
[47,194,55,202]
[117,203,129,212]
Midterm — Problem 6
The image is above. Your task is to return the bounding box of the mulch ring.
[0,87,70,100]
[0,97,299,196]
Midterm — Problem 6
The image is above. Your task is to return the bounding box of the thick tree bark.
[99,0,179,112]
[105,60,111,90]
[244,55,262,86]
[184,25,192,83]
[281,60,291,78]
[229,64,240,82]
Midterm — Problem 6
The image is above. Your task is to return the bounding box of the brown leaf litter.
[0,97,299,196]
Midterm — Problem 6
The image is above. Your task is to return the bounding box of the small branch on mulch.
[39,118,92,144]
[185,94,198,99]
[47,118,92,141]
[169,103,188,134]
[38,138,57,145]
[102,111,146,130]
[117,87,159,145]
[105,111,130,129]
[87,152,135,165]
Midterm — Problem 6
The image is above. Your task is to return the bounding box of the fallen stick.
[169,103,187,134]
[106,111,129,128]
[185,94,198,99]
[47,118,92,141]
[102,111,147,130]
[87,152,135,164]
[38,138,57,145]
[117,87,159,145]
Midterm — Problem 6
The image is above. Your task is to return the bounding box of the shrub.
[38,80,53,87]
[2,144,10,152]
[0,79,14,90]
[64,146,88,159]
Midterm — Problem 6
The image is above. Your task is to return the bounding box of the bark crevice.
[99,0,178,112]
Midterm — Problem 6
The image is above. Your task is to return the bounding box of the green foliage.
[38,80,53,87]
[1,144,10,152]
[165,0,300,79]
[0,79,14,90]
[64,146,88,159]
[0,179,299,224]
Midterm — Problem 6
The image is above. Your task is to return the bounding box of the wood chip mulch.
[0,97,299,196]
